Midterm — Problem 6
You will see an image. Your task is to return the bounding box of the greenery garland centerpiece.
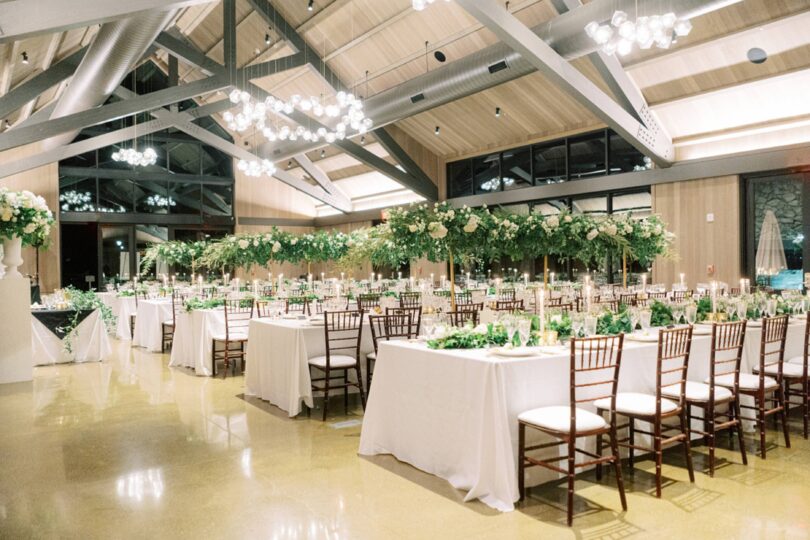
[140,240,207,277]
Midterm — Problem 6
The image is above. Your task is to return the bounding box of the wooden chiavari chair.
[575,295,601,312]
[595,299,621,313]
[357,293,381,311]
[161,291,187,353]
[367,312,414,389]
[211,299,253,377]
[308,310,366,421]
[448,309,479,327]
[455,291,473,305]
[285,297,311,316]
[730,287,740,295]
[261,285,274,297]
[597,326,695,497]
[498,289,516,301]
[313,296,349,314]
[495,299,524,312]
[669,321,747,476]
[619,292,638,307]
[518,335,626,526]
[547,297,564,307]
[399,291,421,308]
[386,306,422,337]
[724,315,790,458]
[672,290,693,301]
[785,317,810,438]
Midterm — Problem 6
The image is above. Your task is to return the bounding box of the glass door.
[100,225,133,290]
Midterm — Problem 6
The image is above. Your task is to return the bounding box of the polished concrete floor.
[3,340,810,539]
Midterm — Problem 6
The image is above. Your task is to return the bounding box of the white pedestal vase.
[2,236,23,279]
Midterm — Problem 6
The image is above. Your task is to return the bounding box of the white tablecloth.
[359,321,806,512]
[132,299,173,352]
[98,294,138,340]
[31,309,112,365]
[245,318,374,416]
[169,308,226,376]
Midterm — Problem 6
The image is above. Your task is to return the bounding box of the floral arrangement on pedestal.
[0,188,54,278]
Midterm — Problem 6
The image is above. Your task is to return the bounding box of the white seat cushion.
[709,373,778,391]
[662,381,732,403]
[788,355,806,365]
[518,406,607,433]
[308,354,357,368]
[594,392,678,416]
[212,332,248,342]
[754,363,806,378]
[366,351,377,361]
[162,321,174,327]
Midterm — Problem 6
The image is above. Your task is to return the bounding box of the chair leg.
[322,367,331,421]
[804,379,809,440]
[344,370,349,415]
[757,391,767,459]
[211,342,217,377]
[680,410,695,483]
[567,437,575,526]
[706,403,715,477]
[733,398,748,466]
[628,417,635,469]
[778,386,791,449]
[654,422,663,498]
[355,364,367,410]
[610,423,627,511]
[518,423,526,502]
[596,431,604,481]
[366,357,373,392]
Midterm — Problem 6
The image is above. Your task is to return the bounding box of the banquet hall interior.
[3,0,810,537]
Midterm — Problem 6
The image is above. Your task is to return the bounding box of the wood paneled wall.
[0,143,60,292]
[652,175,742,290]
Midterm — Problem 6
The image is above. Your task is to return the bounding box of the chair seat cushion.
[162,321,174,327]
[594,392,678,416]
[366,351,377,361]
[212,332,248,342]
[518,406,607,433]
[308,354,357,368]
[754,363,806,378]
[709,372,778,391]
[662,381,732,403]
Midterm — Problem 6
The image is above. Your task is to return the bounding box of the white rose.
[428,222,448,239]
[1,208,11,221]
[564,215,572,223]
[463,215,479,233]
[291,238,298,245]
[624,225,633,234]
[605,224,617,236]
[23,223,36,234]
[272,241,281,253]
[408,224,418,233]
[586,229,599,241]
[238,239,249,249]
[545,215,559,228]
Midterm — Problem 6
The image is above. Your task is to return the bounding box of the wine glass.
[629,307,641,333]
[685,304,697,325]
[584,315,598,337]
[766,299,777,318]
[640,309,652,334]
[571,312,585,339]
[725,302,737,322]
[517,319,531,347]
[671,303,685,325]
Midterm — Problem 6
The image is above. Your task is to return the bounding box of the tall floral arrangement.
[140,240,207,276]
[0,188,54,246]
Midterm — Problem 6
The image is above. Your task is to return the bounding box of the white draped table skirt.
[31,309,112,365]
[132,299,173,352]
[359,322,806,512]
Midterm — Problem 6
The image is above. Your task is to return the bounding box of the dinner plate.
[490,346,541,358]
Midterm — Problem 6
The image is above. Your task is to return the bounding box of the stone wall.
[753,178,803,259]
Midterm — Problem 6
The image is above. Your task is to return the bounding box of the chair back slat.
[569,335,624,432]
[759,315,789,382]
[708,320,747,397]
[495,299,524,312]
[357,293,381,311]
[322,310,364,367]
[369,313,414,354]
[399,292,422,308]
[286,297,311,316]
[656,326,693,411]
[386,306,422,336]
[224,299,254,339]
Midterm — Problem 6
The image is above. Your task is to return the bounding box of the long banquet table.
[358,320,806,512]
[245,317,374,416]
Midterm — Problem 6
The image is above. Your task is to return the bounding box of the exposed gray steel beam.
[0,0,216,43]
[0,46,88,120]
[246,0,347,92]
[372,127,437,200]
[0,100,231,178]
[155,31,224,76]
[456,0,674,166]
[293,152,344,196]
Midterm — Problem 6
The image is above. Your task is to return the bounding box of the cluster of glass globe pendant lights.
[111,146,158,167]
[226,88,372,178]
[585,10,693,55]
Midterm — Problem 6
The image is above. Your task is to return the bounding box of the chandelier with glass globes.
[223,89,372,143]
[585,10,692,56]
[412,0,451,11]
[236,158,277,178]
[112,146,158,167]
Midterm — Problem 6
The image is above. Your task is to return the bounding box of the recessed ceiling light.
[434,51,446,62]
[21,51,29,64]
[307,0,314,11]
[747,47,767,64]
[265,33,271,45]
[495,107,501,118]
[434,126,440,136]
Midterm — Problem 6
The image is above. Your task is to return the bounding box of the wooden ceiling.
[3,0,810,197]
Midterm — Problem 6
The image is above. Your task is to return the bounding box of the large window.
[744,171,809,290]
[446,129,647,198]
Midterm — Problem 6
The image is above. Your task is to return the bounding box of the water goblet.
[766,299,777,318]
[517,319,531,347]
[584,315,598,337]
[640,309,652,334]
[685,305,697,325]
[571,312,585,339]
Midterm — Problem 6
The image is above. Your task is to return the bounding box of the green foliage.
[184,297,225,312]
[596,309,633,336]
[649,300,673,327]
[58,288,117,353]
[428,323,509,350]
[547,314,572,339]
